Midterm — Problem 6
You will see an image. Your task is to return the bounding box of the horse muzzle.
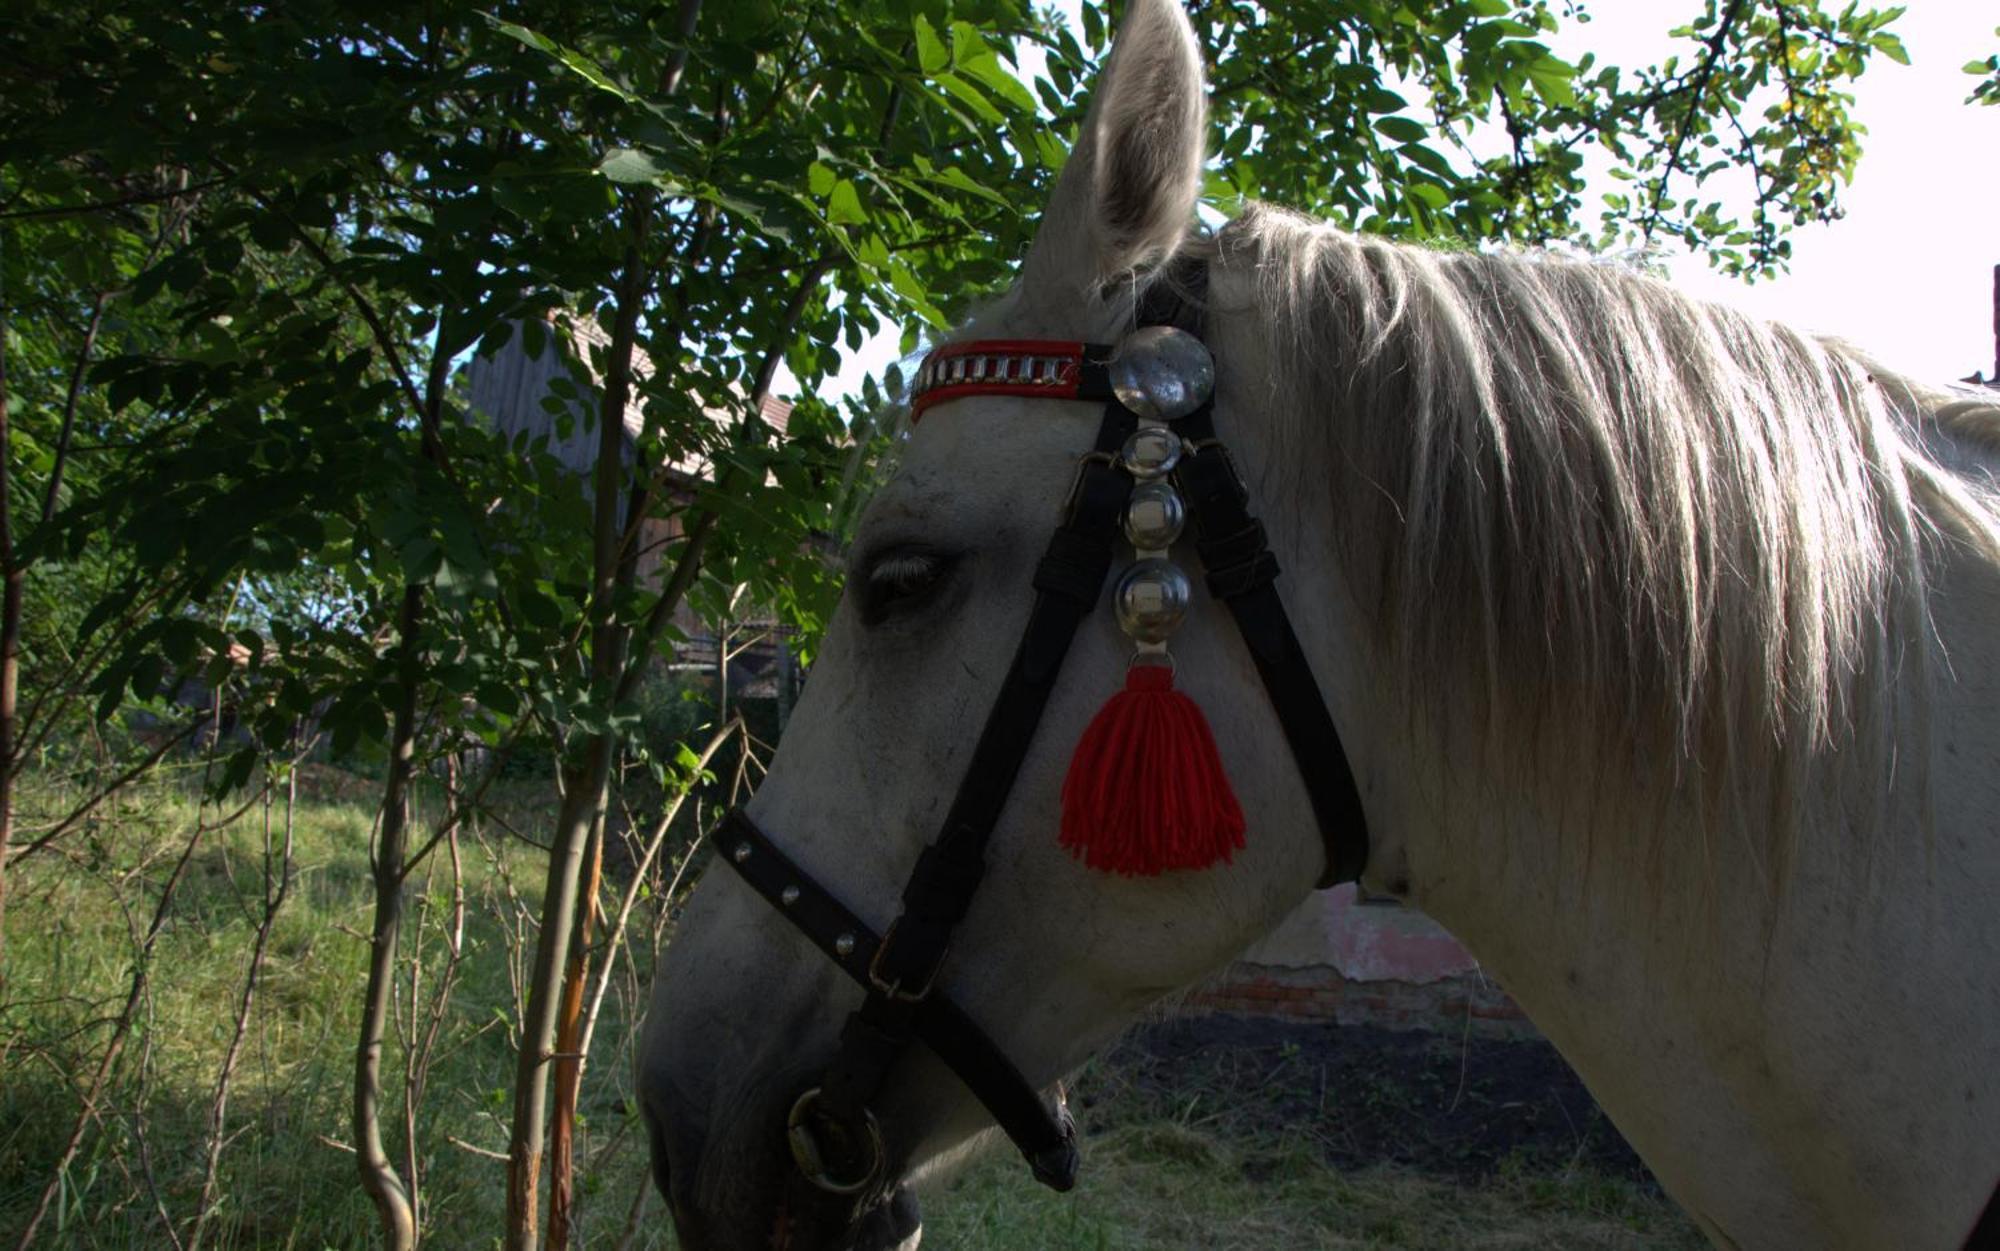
[645,1060,922,1251]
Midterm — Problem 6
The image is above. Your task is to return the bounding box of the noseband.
[713,260,1369,1228]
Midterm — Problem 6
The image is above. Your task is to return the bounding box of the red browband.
[909,339,1112,422]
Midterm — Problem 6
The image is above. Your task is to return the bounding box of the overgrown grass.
[2,773,1702,1248]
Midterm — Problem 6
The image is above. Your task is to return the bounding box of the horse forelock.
[1206,203,2000,884]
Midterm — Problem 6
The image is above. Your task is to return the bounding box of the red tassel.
[1059,665,1246,875]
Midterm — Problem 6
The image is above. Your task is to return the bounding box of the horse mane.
[1205,204,2000,878]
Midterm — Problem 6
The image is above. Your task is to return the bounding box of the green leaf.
[1526,54,1578,107]
[914,15,949,76]
[599,147,677,186]
[1374,116,1429,144]
[486,18,638,102]
[807,161,836,197]
[935,72,1006,125]
[827,179,867,226]
[929,164,1011,209]
[942,20,1038,113]
[1869,33,1909,67]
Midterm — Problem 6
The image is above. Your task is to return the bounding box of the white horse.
[641,0,2000,1246]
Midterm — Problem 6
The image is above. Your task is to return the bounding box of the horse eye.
[858,550,955,625]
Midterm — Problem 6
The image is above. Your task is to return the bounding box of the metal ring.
[786,1088,885,1195]
[1057,450,1121,520]
[1128,648,1177,676]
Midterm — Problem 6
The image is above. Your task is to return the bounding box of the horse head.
[638,1,1400,1244]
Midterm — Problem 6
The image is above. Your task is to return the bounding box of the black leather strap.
[1173,423,1369,886]
[714,810,1080,1187]
[1967,1181,2000,1249]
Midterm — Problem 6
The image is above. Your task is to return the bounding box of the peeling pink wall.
[1239,885,1479,984]
[1195,888,1529,1032]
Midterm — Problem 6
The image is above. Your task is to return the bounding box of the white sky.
[788,1,2000,403]
[1580,1,2000,384]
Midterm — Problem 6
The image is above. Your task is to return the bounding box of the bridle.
[711,259,1370,1235]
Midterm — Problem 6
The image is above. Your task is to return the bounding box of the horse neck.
[1207,239,2000,1244]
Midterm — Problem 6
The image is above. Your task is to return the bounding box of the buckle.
[865,919,945,1002]
[786,1087,884,1195]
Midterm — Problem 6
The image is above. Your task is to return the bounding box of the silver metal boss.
[1119,426,1181,480]
[1123,480,1186,550]
[1114,558,1192,644]
[1108,326,1216,422]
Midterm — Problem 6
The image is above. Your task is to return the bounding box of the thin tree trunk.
[715,622,730,727]
[39,288,107,523]
[545,806,607,1250]
[506,194,651,1249]
[354,335,455,1249]
[355,584,424,1251]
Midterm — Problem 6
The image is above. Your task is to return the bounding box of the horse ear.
[1019,0,1207,299]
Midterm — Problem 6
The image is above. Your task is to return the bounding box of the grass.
[1,770,1703,1248]
[928,1131,1702,1249]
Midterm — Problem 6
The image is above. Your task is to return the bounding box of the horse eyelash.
[868,553,942,595]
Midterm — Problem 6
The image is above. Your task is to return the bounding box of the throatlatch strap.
[1173,420,1369,886]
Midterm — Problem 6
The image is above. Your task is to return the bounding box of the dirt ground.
[1088,1013,1658,1185]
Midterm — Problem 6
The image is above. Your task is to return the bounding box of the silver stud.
[1109,326,1215,422]
[1120,426,1182,480]
[1114,558,1193,644]
[781,885,801,906]
[732,842,752,863]
[1124,480,1186,550]
[834,933,856,957]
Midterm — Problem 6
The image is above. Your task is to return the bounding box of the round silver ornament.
[1114,558,1193,644]
[1123,480,1186,550]
[1119,426,1182,480]
[1108,326,1215,421]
